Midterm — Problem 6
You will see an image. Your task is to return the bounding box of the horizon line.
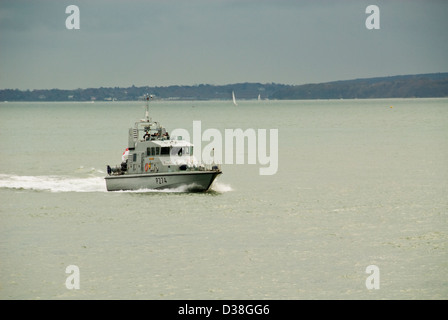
[1,72,447,91]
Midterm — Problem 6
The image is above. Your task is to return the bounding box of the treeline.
[1,73,447,101]
[272,73,448,99]
[0,83,286,102]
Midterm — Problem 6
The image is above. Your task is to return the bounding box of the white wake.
[0,174,107,193]
[0,174,232,194]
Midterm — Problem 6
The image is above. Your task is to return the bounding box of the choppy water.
[0,98,447,299]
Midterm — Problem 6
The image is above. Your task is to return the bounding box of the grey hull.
[105,171,221,192]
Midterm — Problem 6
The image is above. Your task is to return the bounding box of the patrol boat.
[105,95,222,192]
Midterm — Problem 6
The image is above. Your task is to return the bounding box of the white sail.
[232,91,238,106]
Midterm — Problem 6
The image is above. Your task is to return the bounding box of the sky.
[1,0,447,90]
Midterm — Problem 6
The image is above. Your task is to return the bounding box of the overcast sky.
[1,0,447,89]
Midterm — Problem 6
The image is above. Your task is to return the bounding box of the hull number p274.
[155,177,167,185]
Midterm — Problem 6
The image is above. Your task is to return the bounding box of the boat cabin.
[108,116,197,176]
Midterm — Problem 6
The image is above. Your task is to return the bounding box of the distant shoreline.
[1,72,447,102]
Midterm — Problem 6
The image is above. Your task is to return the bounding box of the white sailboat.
[232,91,238,106]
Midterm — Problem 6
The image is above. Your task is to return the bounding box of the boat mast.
[144,94,153,122]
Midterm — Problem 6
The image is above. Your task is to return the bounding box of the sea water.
[0,98,447,299]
